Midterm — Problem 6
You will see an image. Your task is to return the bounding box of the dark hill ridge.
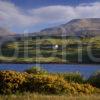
[38,18,100,36]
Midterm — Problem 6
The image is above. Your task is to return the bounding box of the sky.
[0,0,100,33]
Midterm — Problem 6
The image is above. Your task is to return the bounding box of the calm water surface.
[0,64,100,77]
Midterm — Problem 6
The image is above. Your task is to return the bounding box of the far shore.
[0,61,100,66]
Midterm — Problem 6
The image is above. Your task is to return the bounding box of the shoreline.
[0,61,100,66]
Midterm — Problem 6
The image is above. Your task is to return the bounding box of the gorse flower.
[0,70,97,95]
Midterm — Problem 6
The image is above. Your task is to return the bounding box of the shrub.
[25,66,48,75]
[87,71,100,88]
[24,75,68,94]
[0,70,28,94]
[56,72,84,83]
[0,70,95,95]
[24,74,95,95]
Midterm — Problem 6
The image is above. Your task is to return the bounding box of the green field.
[0,36,100,64]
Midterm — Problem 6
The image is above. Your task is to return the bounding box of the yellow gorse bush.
[0,70,96,95]
[0,70,28,94]
[25,74,95,94]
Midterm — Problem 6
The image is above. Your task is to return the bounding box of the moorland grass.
[0,93,100,100]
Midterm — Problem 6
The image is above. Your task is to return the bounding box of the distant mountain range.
[1,18,100,37]
[39,18,100,37]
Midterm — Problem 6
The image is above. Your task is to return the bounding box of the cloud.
[30,6,76,22]
[0,1,41,28]
[0,1,100,30]
[30,2,100,23]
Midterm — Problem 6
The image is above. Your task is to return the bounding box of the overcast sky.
[0,0,100,33]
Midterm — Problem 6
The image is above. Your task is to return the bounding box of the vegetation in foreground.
[0,66,100,96]
[0,93,100,100]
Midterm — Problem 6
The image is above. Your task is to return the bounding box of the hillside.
[1,18,100,37]
[0,18,100,64]
[39,18,100,36]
